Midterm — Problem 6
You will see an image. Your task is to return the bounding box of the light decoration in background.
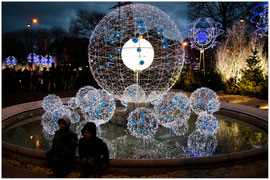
[154,92,191,128]
[182,130,217,157]
[88,3,185,103]
[26,54,55,67]
[184,18,224,76]
[195,112,219,136]
[5,56,18,67]
[127,108,159,139]
[251,2,268,37]
[190,87,220,115]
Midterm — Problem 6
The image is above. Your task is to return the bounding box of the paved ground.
[2,89,268,178]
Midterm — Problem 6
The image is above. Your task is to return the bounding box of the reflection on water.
[2,111,268,159]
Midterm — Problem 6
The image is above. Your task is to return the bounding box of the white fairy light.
[154,92,191,128]
[127,107,158,139]
[88,3,185,102]
[182,130,217,157]
[42,94,63,112]
[190,87,220,115]
[195,112,219,136]
[148,91,164,105]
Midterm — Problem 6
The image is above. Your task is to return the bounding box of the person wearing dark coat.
[46,115,78,177]
[79,122,109,178]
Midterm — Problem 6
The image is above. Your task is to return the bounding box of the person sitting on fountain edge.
[79,122,109,178]
[46,115,78,177]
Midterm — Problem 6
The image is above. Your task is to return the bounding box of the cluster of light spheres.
[190,87,220,115]
[88,3,185,103]
[182,130,217,157]
[154,92,191,128]
[26,53,55,66]
[251,3,268,37]
[127,107,159,139]
[184,17,224,51]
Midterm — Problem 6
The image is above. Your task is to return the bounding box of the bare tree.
[216,22,268,82]
[187,2,258,33]
[69,9,105,37]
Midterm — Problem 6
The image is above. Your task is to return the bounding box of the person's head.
[57,115,71,130]
[81,122,96,139]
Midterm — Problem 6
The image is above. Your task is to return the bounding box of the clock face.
[121,38,154,71]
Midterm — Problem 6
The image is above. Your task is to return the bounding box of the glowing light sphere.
[184,17,224,51]
[68,97,79,110]
[41,111,60,135]
[42,94,63,112]
[88,3,185,102]
[122,84,146,103]
[82,90,116,126]
[251,3,268,37]
[195,112,219,136]
[190,87,220,115]
[148,91,164,105]
[70,111,80,123]
[182,130,217,157]
[154,92,191,128]
[76,86,101,112]
[127,107,158,139]
[5,56,18,66]
[171,123,189,136]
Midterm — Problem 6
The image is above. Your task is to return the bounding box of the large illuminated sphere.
[183,130,217,157]
[190,87,220,114]
[42,94,62,112]
[122,84,146,103]
[82,90,116,126]
[154,92,191,128]
[127,108,158,139]
[88,3,185,102]
[195,112,219,136]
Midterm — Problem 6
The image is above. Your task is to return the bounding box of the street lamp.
[28,18,38,69]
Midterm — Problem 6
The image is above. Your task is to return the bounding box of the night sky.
[2,1,188,34]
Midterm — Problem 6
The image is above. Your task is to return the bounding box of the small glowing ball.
[154,92,191,128]
[68,97,79,110]
[82,90,116,126]
[76,86,100,108]
[123,84,146,103]
[41,111,59,135]
[70,111,80,123]
[127,108,158,139]
[190,87,220,114]
[88,3,185,102]
[195,112,219,136]
[183,130,217,157]
[171,123,189,136]
[148,91,164,105]
[76,86,101,112]
[42,94,62,112]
